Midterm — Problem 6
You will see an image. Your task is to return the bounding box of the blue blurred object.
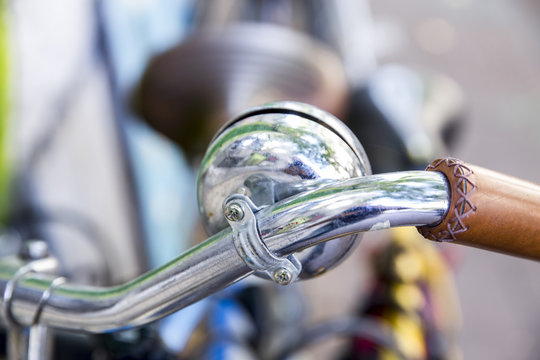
[99,0,210,353]
[126,120,196,268]
[100,0,193,96]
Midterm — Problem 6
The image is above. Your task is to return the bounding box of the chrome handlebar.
[1,102,449,333]
[0,170,448,332]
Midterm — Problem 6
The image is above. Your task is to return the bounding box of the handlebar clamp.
[223,194,302,285]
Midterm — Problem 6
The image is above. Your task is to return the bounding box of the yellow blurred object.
[384,310,426,359]
[391,227,462,331]
[380,348,402,360]
[393,250,423,282]
[392,283,425,312]
[389,226,463,359]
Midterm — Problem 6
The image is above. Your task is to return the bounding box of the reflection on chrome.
[197,101,372,279]
[0,171,448,333]
[259,171,448,256]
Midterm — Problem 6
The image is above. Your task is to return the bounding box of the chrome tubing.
[0,171,448,333]
[259,171,448,258]
[0,230,250,333]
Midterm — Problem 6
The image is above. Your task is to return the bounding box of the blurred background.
[1,0,539,359]
[373,1,540,359]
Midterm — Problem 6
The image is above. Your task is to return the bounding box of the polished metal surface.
[0,170,448,333]
[0,230,250,332]
[28,324,52,360]
[198,101,371,278]
[7,327,28,360]
[258,171,449,258]
[3,242,58,360]
[224,194,302,285]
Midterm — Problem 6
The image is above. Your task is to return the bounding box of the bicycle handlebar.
[0,171,447,332]
[1,159,539,333]
[418,158,540,260]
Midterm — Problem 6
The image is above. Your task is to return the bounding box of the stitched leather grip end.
[417,158,540,260]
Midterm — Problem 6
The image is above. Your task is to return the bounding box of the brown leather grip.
[417,158,540,260]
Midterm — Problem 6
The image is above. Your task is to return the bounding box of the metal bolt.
[224,202,244,222]
[20,240,49,260]
[273,267,293,285]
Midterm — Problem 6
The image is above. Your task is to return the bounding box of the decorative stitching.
[419,158,478,242]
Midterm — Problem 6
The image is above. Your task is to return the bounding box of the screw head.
[273,267,293,285]
[20,240,49,260]
[224,202,244,222]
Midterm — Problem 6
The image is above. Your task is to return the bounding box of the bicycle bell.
[197,101,371,280]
